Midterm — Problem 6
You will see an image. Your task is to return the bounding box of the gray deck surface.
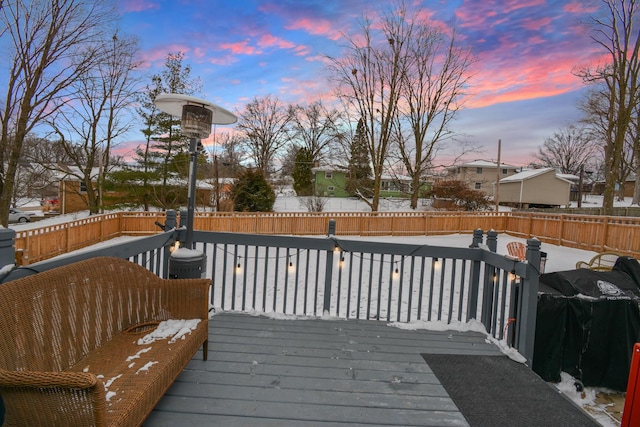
[144,312,503,426]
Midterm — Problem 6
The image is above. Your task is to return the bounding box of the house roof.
[557,173,579,182]
[447,159,520,170]
[500,167,574,184]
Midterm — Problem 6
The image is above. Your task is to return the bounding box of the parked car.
[9,208,33,223]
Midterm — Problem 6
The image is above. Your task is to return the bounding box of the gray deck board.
[144,312,501,426]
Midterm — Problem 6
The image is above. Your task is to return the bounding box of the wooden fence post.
[100,214,104,242]
[65,224,71,255]
[558,214,564,246]
[422,212,426,235]
[602,217,610,252]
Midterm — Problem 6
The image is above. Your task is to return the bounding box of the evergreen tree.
[346,118,373,197]
[292,147,314,196]
[231,169,276,212]
[133,52,201,209]
[132,75,163,210]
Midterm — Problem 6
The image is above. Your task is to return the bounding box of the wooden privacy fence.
[12,210,640,265]
[14,212,168,265]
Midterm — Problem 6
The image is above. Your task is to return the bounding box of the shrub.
[431,180,491,211]
[230,169,276,212]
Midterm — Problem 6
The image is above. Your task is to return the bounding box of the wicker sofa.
[0,256,210,426]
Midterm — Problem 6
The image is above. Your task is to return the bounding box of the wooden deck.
[143,312,502,426]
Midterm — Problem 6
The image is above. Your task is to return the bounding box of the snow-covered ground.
[7,194,631,426]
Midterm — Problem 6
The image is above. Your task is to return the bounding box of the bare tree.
[580,83,637,201]
[236,95,292,176]
[330,1,468,211]
[214,132,247,178]
[631,102,640,204]
[532,125,600,174]
[0,0,113,226]
[288,100,344,164]
[328,10,406,210]
[48,32,140,214]
[14,135,68,205]
[575,0,640,214]
[395,17,474,209]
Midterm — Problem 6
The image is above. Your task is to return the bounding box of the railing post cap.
[526,237,541,248]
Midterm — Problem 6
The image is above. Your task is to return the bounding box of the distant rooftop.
[448,159,520,170]
[500,167,574,184]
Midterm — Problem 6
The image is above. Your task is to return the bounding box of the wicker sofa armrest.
[0,368,107,426]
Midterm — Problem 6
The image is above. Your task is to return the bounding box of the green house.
[312,167,350,197]
[312,167,424,198]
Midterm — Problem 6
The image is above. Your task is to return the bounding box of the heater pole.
[495,139,501,212]
[185,137,198,248]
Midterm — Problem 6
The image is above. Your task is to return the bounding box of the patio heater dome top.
[154,93,237,138]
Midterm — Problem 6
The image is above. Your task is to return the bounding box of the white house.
[446,160,520,196]
[498,168,573,208]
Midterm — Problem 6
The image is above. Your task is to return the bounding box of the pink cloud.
[258,34,296,50]
[277,76,336,105]
[192,47,207,59]
[564,2,599,14]
[499,0,546,14]
[294,45,312,56]
[120,0,160,13]
[208,55,238,66]
[521,16,553,31]
[286,18,342,41]
[111,140,144,162]
[138,44,192,68]
[455,0,546,29]
[466,50,587,108]
[220,40,260,55]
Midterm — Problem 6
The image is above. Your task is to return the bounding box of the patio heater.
[154,94,236,278]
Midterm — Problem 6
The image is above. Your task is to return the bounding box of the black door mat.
[421,354,600,427]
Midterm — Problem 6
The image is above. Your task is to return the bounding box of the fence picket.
[12,210,640,265]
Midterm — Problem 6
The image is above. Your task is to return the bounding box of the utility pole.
[495,139,501,212]
[578,164,584,208]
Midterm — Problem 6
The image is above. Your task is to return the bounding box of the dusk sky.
[116,0,604,168]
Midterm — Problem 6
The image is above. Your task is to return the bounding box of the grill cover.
[533,258,640,391]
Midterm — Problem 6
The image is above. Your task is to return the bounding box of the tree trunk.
[410,173,421,210]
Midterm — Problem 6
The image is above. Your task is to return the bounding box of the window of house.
[476,167,483,174]
[327,186,335,192]
[474,182,482,190]
[325,171,333,179]
[502,168,508,174]
[80,182,87,193]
